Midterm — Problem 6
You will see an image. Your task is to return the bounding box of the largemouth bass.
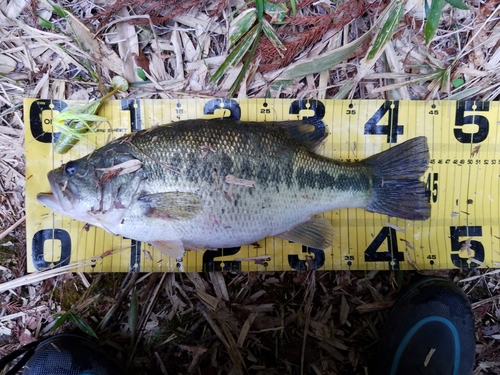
[37,119,430,259]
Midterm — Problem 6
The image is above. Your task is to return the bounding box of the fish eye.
[64,161,77,175]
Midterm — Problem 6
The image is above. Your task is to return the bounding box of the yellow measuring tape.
[24,98,500,272]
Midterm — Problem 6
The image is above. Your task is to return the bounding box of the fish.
[37,119,430,259]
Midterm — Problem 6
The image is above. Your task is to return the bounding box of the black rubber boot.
[376,278,476,375]
[0,334,124,375]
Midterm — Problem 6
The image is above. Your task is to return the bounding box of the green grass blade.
[439,67,451,89]
[229,8,257,47]
[445,0,469,10]
[50,2,68,18]
[256,0,264,22]
[277,0,398,80]
[38,17,53,29]
[333,80,357,99]
[289,0,296,17]
[425,0,445,44]
[279,32,369,79]
[129,287,139,347]
[367,1,404,60]
[68,311,98,338]
[51,312,70,331]
[264,1,288,22]
[211,24,260,84]
[262,18,286,51]
[447,86,482,100]
[230,24,262,95]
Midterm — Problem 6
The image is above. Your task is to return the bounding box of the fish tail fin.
[363,136,430,220]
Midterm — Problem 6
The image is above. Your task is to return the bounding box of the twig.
[472,294,500,309]
[98,272,139,330]
[0,248,120,294]
[95,15,153,37]
[127,273,169,366]
[0,216,25,242]
[301,270,316,375]
[459,268,500,283]
[154,351,169,375]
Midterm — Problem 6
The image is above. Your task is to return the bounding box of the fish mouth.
[36,171,75,213]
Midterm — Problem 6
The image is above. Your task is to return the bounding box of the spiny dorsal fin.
[275,119,328,153]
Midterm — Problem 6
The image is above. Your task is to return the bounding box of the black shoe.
[0,334,124,375]
[376,278,476,375]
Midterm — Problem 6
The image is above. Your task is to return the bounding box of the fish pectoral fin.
[276,218,333,250]
[140,192,201,220]
[151,239,185,259]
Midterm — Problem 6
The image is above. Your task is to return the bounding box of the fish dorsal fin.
[139,192,201,220]
[275,119,328,153]
[276,218,333,249]
[151,239,185,259]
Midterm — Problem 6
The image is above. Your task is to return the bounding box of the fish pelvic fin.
[151,239,185,259]
[363,136,430,220]
[276,218,333,249]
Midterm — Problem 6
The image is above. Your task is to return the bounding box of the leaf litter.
[1,0,500,373]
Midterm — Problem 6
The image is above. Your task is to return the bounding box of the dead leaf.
[179,344,208,355]
[400,238,415,250]
[460,238,473,252]
[471,145,481,157]
[406,250,420,271]
[65,13,124,75]
[133,50,151,75]
[385,222,407,234]
[356,300,395,313]
[0,54,17,74]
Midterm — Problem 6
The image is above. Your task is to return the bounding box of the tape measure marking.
[24,98,500,272]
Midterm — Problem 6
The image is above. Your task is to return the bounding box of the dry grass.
[1,0,500,374]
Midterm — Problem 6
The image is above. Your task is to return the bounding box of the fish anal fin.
[140,192,201,220]
[151,239,185,259]
[276,218,333,250]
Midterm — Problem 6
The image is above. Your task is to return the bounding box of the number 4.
[364,101,404,143]
[364,227,403,270]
